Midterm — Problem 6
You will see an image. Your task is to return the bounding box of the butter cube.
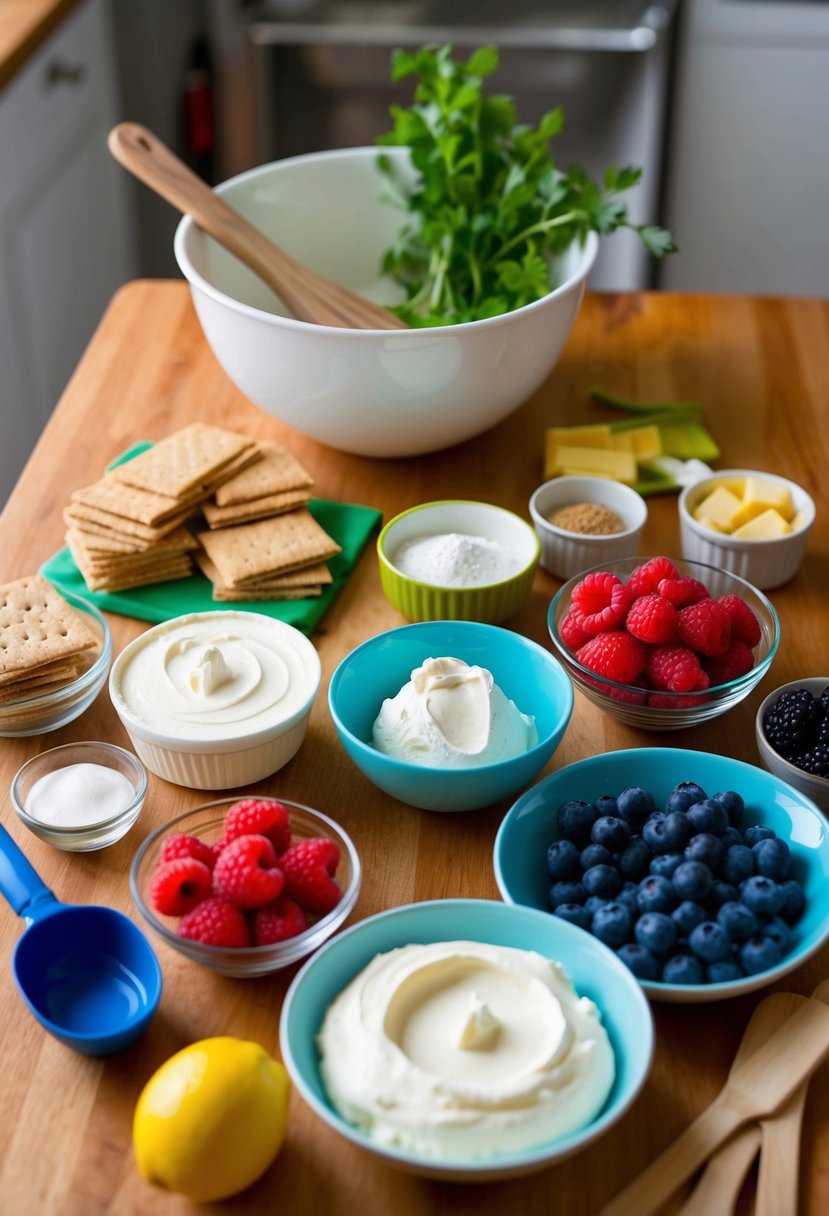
[551,445,637,485]
[731,509,792,539]
[730,477,795,529]
[693,485,743,533]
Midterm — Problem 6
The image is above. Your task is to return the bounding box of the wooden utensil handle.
[676,1125,761,1216]
[599,1097,750,1216]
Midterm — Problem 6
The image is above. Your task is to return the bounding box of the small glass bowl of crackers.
[0,574,111,737]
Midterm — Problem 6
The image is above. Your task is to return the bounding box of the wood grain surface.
[0,281,827,1215]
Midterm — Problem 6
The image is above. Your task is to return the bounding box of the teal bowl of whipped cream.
[280,898,653,1181]
[328,620,573,812]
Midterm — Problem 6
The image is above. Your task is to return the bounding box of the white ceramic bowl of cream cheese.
[109,611,321,789]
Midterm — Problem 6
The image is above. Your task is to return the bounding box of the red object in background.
[182,67,215,162]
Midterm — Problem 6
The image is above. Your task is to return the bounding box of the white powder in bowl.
[391,532,520,588]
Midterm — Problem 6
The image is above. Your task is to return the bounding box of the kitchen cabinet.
[0,0,138,505]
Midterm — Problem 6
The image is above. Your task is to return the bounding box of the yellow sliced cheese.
[547,424,613,449]
[693,485,743,532]
[731,508,792,539]
[549,445,637,485]
[610,425,662,460]
[558,467,616,480]
[730,477,796,528]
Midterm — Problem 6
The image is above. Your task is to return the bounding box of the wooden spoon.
[599,990,829,1216]
[108,123,408,331]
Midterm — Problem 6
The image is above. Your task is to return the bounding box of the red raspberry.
[647,692,709,709]
[569,572,634,636]
[646,646,710,693]
[626,557,679,598]
[178,896,251,947]
[704,640,755,686]
[625,593,678,644]
[676,599,732,657]
[717,594,762,648]
[223,798,292,855]
[657,577,710,608]
[212,834,285,909]
[559,609,592,652]
[159,832,218,870]
[253,895,310,945]
[575,631,647,685]
[583,674,649,706]
[149,857,213,916]
[281,838,342,916]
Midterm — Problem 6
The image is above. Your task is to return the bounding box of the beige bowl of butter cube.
[678,469,815,590]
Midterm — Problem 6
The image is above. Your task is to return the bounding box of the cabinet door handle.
[45,61,87,86]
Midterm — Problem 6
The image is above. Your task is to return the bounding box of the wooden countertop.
[1,281,827,1214]
[0,0,83,91]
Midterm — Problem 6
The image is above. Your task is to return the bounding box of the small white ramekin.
[755,678,829,811]
[529,476,648,581]
[109,612,321,789]
[678,469,815,591]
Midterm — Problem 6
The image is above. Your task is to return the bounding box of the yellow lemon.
[133,1036,290,1201]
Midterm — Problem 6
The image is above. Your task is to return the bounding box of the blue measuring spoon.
[0,823,162,1055]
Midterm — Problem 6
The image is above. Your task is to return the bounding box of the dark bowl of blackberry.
[756,679,829,810]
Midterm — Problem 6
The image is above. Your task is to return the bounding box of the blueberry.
[616,882,641,920]
[591,815,631,852]
[740,875,784,917]
[722,827,744,849]
[760,917,791,951]
[710,880,739,909]
[714,790,745,827]
[546,839,581,881]
[650,853,684,879]
[662,811,693,852]
[662,954,705,985]
[684,832,724,872]
[673,860,714,903]
[667,781,708,812]
[592,902,632,948]
[580,843,613,871]
[553,903,591,931]
[778,878,806,923]
[672,900,708,937]
[582,864,622,900]
[689,921,732,963]
[636,911,677,956]
[619,837,652,882]
[617,943,660,981]
[740,935,783,976]
[687,799,729,838]
[743,824,776,847]
[642,813,672,855]
[585,895,608,917]
[593,795,619,818]
[616,786,654,827]
[752,838,791,882]
[548,880,586,910]
[556,799,597,845]
[721,844,754,887]
[717,901,757,943]
[637,874,678,915]
[707,959,744,983]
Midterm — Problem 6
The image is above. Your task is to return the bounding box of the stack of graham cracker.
[0,574,101,722]
[64,423,342,601]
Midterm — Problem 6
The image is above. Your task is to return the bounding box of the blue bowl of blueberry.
[493,748,829,1002]
[755,678,829,812]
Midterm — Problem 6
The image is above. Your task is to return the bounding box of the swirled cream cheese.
[317,941,615,1160]
[372,657,537,768]
[111,611,321,740]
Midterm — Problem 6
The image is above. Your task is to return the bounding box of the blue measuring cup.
[0,823,162,1055]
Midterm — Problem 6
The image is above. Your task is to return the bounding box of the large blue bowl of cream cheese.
[328,620,574,812]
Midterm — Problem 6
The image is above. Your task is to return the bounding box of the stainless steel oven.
[210,1,678,289]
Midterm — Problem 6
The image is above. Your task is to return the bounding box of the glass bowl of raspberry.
[548,556,780,730]
[129,797,361,977]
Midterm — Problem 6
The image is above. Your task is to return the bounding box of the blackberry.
[798,743,829,777]
[763,688,819,753]
[820,684,829,715]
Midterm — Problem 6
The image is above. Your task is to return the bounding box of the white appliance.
[662,0,829,295]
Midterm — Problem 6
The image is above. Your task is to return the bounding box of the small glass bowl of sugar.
[11,741,148,852]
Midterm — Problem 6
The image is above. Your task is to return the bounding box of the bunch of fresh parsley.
[376,44,675,327]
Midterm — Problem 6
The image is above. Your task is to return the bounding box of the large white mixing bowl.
[174,147,597,458]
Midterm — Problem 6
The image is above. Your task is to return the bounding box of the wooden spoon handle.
[676,1124,761,1216]
[755,1086,808,1216]
[108,123,407,331]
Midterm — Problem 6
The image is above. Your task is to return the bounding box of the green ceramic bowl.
[377,500,540,624]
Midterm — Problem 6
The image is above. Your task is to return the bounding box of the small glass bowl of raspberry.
[130,797,361,977]
[548,556,780,730]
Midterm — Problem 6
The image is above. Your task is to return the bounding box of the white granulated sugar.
[392,532,519,588]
